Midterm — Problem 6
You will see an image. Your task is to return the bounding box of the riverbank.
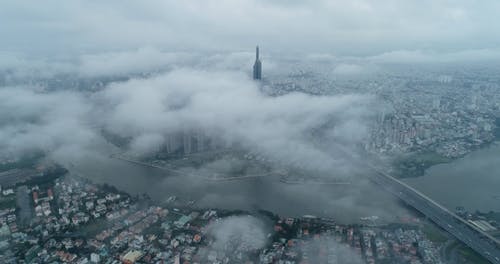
[393,137,500,179]
[403,141,500,213]
[392,151,451,178]
[111,153,284,182]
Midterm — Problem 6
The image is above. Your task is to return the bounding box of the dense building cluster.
[0,175,445,263]
[266,63,500,160]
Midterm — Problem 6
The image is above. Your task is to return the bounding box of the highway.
[327,142,500,263]
[366,162,500,263]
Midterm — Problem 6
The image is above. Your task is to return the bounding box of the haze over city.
[0,1,500,264]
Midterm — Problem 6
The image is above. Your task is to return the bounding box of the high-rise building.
[253,46,262,80]
[183,132,192,155]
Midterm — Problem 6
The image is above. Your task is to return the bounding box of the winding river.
[68,146,411,224]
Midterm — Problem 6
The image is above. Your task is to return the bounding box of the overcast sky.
[1,0,499,57]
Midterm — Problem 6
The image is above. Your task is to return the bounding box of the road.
[111,153,281,182]
[367,163,500,264]
[328,142,500,263]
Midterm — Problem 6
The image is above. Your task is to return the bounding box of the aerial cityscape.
[1,1,500,263]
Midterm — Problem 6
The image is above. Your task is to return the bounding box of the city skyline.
[1,1,500,264]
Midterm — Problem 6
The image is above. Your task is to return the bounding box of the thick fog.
[0,66,374,173]
[3,2,498,263]
[0,86,102,160]
[204,216,268,251]
[100,69,373,168]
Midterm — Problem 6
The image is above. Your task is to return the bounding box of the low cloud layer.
[78,47,198,77]
[0,64,375,176]
[194,215,267,262]
[98,69,374,171]
[207,216,267,251]
[369,48,500,64]
[0,50,417,224]
[0,86,101,161]
[302,234,365,263]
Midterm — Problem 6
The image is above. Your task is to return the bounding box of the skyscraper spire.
[253,45,262,80]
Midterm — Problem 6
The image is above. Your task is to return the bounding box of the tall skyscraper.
[253,46,262,80]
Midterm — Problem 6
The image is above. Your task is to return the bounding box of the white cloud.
[206,216,267,252]
[0,86,100,160]
[194,215,268,262]
[0,64,375,175]
[78,47,197,77]
[98,69,375,171]
[301,234,364,263]
[369,48,500,64]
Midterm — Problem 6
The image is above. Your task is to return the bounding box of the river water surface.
[69,141,500,224]
[69,148,412,224]
[404,142,500,213]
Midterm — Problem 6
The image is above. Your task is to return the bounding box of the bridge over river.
[336,143,500,264]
